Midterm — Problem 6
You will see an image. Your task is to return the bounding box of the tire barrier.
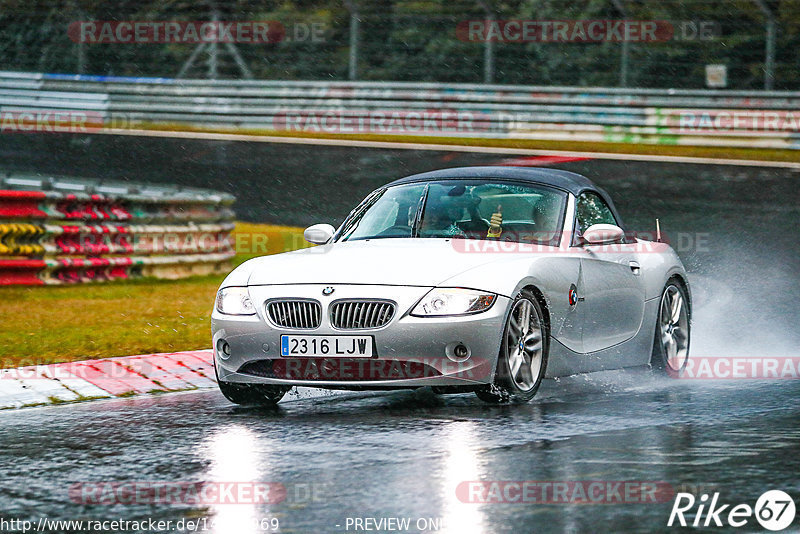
[1,70,799,149]
[0,174,235,285]
[0,222,235,256]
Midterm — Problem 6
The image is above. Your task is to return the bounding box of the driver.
[420,193,467,237]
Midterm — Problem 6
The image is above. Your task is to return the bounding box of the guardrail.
[1,71,799,149]
[0,173,235,285]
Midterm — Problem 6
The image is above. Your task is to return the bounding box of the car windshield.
[336,180,567,245]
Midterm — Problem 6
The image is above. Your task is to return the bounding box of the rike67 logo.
[668,490,796,531]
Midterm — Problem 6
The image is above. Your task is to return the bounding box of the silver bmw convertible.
[211,166,690,404]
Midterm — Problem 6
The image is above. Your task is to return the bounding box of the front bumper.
[211,284,509,388]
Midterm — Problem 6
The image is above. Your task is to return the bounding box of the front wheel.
[218,380,289,405]
[476,290,548,403]
[215,364,289,406]
[651,281,691,375]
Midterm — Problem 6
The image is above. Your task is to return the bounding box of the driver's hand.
[487,205,503,238]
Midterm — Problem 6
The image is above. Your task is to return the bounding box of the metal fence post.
[478,0,495,84]
[73,1,85,74]
[344,0,359,80]
[208,9,219,80]
[611,0,629,87]
[754,0,776,90]
[484,34,495,84]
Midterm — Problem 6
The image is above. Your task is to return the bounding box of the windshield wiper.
[337,189,384,241]
[410,184,429,238]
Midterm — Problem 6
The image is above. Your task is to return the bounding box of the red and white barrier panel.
[0,350,216,408]
[0,349,332,408]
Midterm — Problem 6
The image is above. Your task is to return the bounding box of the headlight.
[411,288,496,317]
[215,287,256,316]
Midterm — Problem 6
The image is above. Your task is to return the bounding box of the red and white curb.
[490,155,591,166]
[0,350,339,409]
[0,350,216,409]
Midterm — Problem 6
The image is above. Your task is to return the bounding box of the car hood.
[241,238,529,289]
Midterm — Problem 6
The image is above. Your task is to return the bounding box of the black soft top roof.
[387,166,593,195]
[384,166,625,228]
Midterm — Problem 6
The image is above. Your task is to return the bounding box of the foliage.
[0,1,796,89]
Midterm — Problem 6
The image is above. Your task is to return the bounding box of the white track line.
[97,128,800,169]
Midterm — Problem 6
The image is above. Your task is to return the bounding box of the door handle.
[629,261,641,275]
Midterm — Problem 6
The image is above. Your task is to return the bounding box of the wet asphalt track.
[2,375,800,533]
[1,133,800,533]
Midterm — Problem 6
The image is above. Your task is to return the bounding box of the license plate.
[280,335,373,357]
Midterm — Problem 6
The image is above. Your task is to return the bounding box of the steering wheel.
[457,217,490,231]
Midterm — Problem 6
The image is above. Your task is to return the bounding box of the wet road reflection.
[203,426,265,534]
[0,370,798,533]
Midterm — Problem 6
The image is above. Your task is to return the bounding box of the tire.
[476,289,549,403]
[650,280,691,375]
[215,365,289,406]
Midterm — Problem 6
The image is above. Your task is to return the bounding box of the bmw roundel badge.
[568,285,578,308]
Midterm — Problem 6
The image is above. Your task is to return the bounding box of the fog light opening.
[217,339,231,360]
[446,342,472,363]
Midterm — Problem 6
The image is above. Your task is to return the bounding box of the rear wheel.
[651,281,690,375]
[476,290,548,403]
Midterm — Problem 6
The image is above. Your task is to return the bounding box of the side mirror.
[583,224,624,245]
[304,223,335,245]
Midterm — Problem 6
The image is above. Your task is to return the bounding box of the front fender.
[217,257,260,289]
[440,253,584,353]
